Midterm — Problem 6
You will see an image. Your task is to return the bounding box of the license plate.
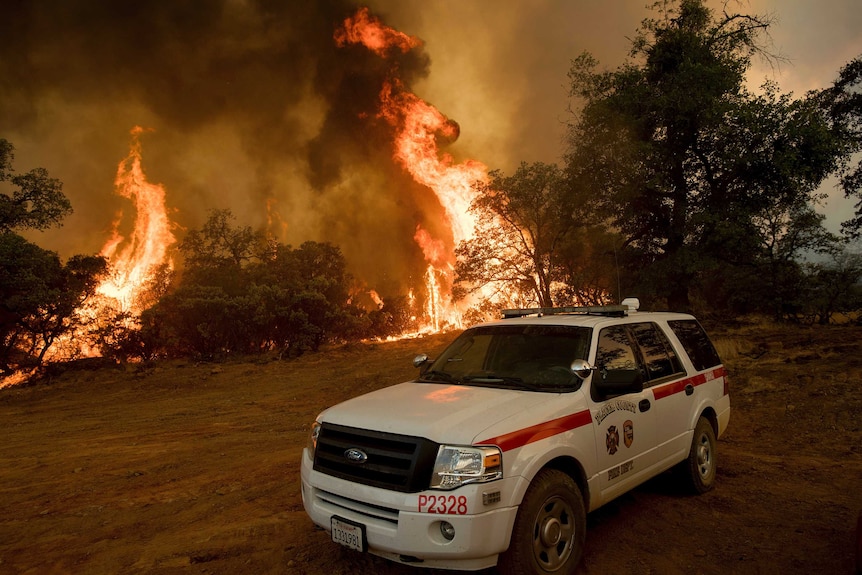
[331,516,366,552]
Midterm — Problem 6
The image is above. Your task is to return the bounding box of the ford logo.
[344,448,368,464]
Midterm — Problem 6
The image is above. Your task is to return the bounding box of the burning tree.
[454,162,615,308]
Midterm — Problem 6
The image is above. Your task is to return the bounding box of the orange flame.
[336,9,489,331]
[97,126,177,313]
[378,81,487,246]
[414,225,447,267]
[24,127,178,367]
[369,290,384,309]
[334,7,421,56]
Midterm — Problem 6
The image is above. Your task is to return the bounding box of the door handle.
[638,399,651,412]
[685,384,694,396]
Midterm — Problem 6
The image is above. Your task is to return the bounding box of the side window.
[596,325,638,371]
[629,322,685,382]
[668,320,722,371]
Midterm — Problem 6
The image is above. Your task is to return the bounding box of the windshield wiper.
[461,374,542,391]
[462,373,581,392]
[420,370,461,384]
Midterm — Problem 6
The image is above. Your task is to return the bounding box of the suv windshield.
[419,324,591,392]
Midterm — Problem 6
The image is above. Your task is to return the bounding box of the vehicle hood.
[317,381,564,445]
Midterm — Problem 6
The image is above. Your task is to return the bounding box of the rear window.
[667,320,722,371]
[629,322,684,381]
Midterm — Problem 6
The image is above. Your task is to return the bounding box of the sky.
[2,0,860,298]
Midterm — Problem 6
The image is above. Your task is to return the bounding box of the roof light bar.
[501,305,628,319]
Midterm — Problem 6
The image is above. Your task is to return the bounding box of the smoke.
[2,1,857,296]
[1,0,442,295]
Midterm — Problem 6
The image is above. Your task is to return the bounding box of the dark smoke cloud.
[2,0,858,298]
[1,0,442,295]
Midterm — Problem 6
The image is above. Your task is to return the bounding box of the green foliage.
[0,232,108,373]
[135,210,368,360]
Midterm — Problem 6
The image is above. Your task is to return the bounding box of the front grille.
[316,489,400,525]
[314,423,439,493]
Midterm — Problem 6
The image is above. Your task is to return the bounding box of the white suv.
[301,300,730,574]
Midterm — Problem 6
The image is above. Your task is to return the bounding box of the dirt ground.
[1,321,860,575]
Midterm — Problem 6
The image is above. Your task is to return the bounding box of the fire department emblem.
[606,425,619,455]
[623,420,634,448]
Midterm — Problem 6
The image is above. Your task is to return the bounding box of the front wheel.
[678,416,717,494]
[498,468,586,575]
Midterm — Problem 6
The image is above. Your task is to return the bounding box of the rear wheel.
[498,468,586,575]
[679,416,717,494]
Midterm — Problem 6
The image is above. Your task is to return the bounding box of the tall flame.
[97,126,176,313]
[334,7,421,56]
[26,127,178,365]
[336,9,489,331]
[378,82,487,247]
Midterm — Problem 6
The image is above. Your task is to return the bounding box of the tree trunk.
[666,153,691,312]
[667,278,691,312]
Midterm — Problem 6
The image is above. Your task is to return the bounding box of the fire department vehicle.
[300,299,730,574]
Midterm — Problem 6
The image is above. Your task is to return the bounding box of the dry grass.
[0,323,860,574]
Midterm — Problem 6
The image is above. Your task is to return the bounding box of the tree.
[145,210,361,359]
[365,295,415,338]
[0,140,107,373]
[455,162,599,308]
[819,56,862,238]
[144,210,263,357]
[554,226,623,306]
[565,0,845,311]
[0,232,107,373]
[0,139,72,232]
[254,241,360,353]
[750,202,840,318]
[26,253,109,364]
[179,208,262,273]
[796,248,862,324]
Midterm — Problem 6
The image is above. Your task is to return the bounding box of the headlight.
[307,421,321,457]
[430,445,502,490]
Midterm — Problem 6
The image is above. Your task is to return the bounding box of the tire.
[498,468,586,575]
[679,416,717,494]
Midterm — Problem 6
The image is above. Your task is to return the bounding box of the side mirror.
[413,354,432,374]
[570,359,596,380]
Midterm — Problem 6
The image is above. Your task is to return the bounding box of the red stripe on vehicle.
[652,366,728,400]
[476,410,593,452]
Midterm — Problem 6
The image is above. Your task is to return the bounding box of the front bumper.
[300,448,522,571]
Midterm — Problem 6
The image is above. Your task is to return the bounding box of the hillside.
[0,323,860,574]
